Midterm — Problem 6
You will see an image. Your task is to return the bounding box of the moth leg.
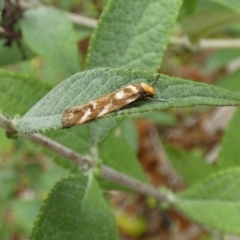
[145,97,167,102]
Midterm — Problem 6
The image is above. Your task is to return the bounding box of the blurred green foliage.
[1,0,240,238]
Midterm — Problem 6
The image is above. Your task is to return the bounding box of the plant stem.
[20,132,168,202]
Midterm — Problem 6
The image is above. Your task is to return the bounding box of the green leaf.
[208,0,240,12]
[30,174,118,240]
[89,117,124,143]
[175,168,240,234]
[0,128,13,153]
[120,119,138,152]
[20,6,79,78]
[182,0,199,15]
[217,69,240,92]
[17,68,240,133]
[0,40,35,66]
[181,9,240,42]
[75,26,92,42]
[0,69,51,117]
[165,145,214,186]
[134,111,177,125]
[87,0,182,70]
[99,125,148,187]
[217,108,240,170]
[10,199,41,232]
[0,0,4,23]
[86,0,183,148]
[204,49,240,73]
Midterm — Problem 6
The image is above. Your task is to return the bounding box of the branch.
[19,0,98,29]
[21,132,91,167]
[21,132,167,201]
[66,13,97,29]
[0,115,167,201]
[101,166,167,200]
[170,36,240,49]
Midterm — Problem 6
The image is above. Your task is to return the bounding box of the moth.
[61,74,160,128]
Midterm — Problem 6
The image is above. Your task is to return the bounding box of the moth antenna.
[151,73,160,86]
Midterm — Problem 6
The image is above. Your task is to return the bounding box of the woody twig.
[0,115,167,202]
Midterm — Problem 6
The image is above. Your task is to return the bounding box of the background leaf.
[17,68,240,133]
[182,0,199,15]
[217,108,240,170]
[0,69,51,117]
[20,6,80,78]
[99,124,148,185]
[30,174,118,240]
[165,145,214,186]
[89,117,124,143]
[181,9,240,42]
[204,49,240,73]
[87,0,182,70]
[175,168,240,234]
[217,69,240,92]
[0,0,4,23]
[134,111,177,125]
[208,0,240,12]
[10,200,42,232]
[0,40,35,66]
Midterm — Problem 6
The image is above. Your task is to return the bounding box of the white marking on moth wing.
[125,97,138,104]
[97,104,112,117]
[126,85,138,93]
[66,111,75,120]
[79,108,92,123]
[92,101,98,109]
[115,90,125,99]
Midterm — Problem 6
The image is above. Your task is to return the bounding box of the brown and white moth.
[61,75,160,128]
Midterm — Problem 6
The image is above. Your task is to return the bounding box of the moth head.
[140,83,156,97]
